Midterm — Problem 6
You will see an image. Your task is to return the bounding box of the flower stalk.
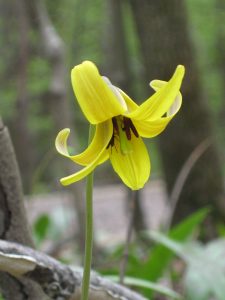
[81,125,95,300]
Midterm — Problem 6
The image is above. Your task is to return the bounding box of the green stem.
[81,125,95,300]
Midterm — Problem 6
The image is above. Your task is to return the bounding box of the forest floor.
[26,179,168,251]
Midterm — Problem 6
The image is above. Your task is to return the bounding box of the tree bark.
[129,0,225,232]
[0,117,44,299]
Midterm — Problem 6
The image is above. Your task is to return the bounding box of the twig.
[165,138,211,231]
[120,191,136,284]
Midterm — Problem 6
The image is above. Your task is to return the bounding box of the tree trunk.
[0,117,45,299]
[25,0,86,252]
[9,0,35,194]
[129,0,225,233]
[216,0,225,125]
[216,0,225,81]
[102,0,131,92]
[102,0,148,235]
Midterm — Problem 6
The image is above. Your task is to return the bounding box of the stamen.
[106,118,118,149]
[122,117,139,140]
[106,136,114,149]
[106,116,139,155]
[112,117,119,134]
[117,117,132,154]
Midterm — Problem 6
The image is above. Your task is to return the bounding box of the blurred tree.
[1,0,36,193]
[102,0,131,91]
[129,0,225,235]
[214,1,224,71]
[215,0,225,119]
[186,0,225,144]
[25,0,87,253]
[102,0,148,236]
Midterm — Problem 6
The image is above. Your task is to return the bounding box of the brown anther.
[106,117,119,149]
[122,117,139,140]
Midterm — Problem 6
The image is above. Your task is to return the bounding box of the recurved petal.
[58,121,113,186]
[60,146,107,186]
[150,80,182,116]
[71,61,126,124]
[109,135,150,190]
[127,65,185,121]
[133,93,182,138]
[149,79,166,90]
[55,121,112,166]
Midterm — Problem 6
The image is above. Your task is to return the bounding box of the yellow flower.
[55,61,185,190]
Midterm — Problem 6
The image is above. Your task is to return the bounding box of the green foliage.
[99,208,209,299]
[136,207,209,297]
[106,275,181,299]
[32,208,73,250]
[27,57,53,136]
[186,0,224,117]
[150,232,225,300]
[0,88,17,119]
[50,0,105,65]
[33,214,51,246]
[27,57,51,95]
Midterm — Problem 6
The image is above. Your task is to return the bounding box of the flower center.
[107,116,139,154]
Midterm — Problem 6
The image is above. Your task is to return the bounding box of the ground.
[26,179,168,253]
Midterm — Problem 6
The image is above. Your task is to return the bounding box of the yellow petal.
[150,80,182,116]
[127,65,185,121]
[149,79,166,90]
[60,148,106,186]
[102,77,128,110]
[58,121,113,186]
[109,135,150,190]
[133,93,182,138]
[118,89,139,112]
[71,61,126,124]
[55,121,112,166]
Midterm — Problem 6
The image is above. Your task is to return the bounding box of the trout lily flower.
[56,61,185,190]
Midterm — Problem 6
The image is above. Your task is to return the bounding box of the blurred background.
[1,0,225,295]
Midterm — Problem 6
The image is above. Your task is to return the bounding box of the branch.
[165,138,211,230]
[0,239,147,300]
